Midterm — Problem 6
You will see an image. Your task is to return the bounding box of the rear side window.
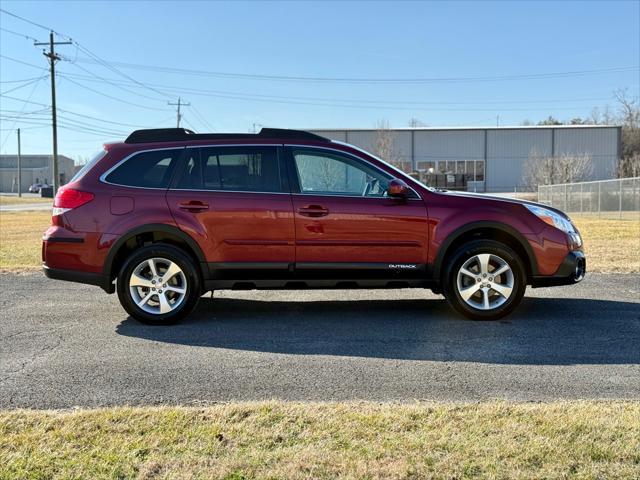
[105,149,181,188]
[175,146,283,192]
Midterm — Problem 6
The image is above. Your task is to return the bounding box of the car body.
[42,128,585,323]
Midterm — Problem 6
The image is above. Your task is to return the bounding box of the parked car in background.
[28,182,48,193]
[42,128,585,324]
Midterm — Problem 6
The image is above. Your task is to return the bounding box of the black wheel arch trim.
[103,223,207,284]
[433,221,539,282]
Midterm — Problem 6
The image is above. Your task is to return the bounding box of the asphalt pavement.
[1,272,638,408]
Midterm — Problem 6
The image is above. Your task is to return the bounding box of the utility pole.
[17,128,22,197]
[168,97,190,128]
[496,114,500,127]
[35,31,72,195]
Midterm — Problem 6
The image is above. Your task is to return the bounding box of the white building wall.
[311,126,620,192]
[554,128,619,180]
[486,129,553,192]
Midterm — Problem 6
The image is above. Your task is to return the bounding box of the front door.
[287,146,429,278]
[167,145,295,279]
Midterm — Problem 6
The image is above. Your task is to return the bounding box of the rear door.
[167,145,295,279]
[286,146,429,277]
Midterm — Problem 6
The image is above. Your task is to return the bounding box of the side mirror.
[387,178,410,198]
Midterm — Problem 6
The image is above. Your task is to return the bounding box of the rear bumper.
[531,250,586,288]
[43,265,113,293]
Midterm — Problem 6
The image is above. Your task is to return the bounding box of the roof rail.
[124,127,329,144]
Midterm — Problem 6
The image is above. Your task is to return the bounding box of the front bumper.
[531,250,586,288]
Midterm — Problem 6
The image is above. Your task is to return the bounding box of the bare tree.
[614,88,640,177]
[296,155,345,191]
[373,119,402,167]
[523,149,593,186]
[618,153,640,178]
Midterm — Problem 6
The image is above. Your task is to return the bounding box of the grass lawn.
[0,211,49,272]
[572,216,640,273]
[1,211,638,274]
[1,401,639,479]
[0,195,52,206]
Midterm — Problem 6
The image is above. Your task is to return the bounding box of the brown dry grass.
[572,216,640,273]
[0,211,49,272]
[1,402,639,479]
[0,195,52,205]
[0,211,638,273]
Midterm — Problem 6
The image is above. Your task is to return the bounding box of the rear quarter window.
[70,150,107,182]
[104,149,181,188]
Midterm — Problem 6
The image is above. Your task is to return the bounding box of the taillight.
[52,188,94,217]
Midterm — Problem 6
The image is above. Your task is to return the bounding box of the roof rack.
[124,127,329,144]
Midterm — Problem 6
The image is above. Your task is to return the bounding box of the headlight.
[524,204,582,247]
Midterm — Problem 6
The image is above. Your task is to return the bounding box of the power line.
[0,75,48,83]
[62,55,167,102]
[0,8,60,35]
[189,103,215,131]
[0,53,45,70]
[182,116,198,132]
[1,8,175,103]
[70,43,170,100]
[0,76,48,95]
[55,70,624,108]
[0,114,128,137]
[0,108,147,131]
[0,107,50,116]
[0,26,38,42]
[67,57,640,84]
[0,93,158,128]
[0,93,49,107]
[56,108,149,128]
[61,75,167,111]
[0,125,47,131]
[0,69,47,152]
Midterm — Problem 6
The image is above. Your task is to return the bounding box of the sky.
[1,0,639,161]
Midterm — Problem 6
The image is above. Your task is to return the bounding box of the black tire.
[117,243,201,325]
[442,239,526,320]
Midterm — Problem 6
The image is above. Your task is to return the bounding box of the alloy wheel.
[456,253,514,311]
[129,257,187,315]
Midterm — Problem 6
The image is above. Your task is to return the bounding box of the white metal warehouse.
[310,125,621,192]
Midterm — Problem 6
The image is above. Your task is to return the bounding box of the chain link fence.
[538,177,640,220]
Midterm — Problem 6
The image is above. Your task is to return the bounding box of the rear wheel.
[117,244,201,325]
[443,240,526,320]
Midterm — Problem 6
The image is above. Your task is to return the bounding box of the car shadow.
[115,296,640,365]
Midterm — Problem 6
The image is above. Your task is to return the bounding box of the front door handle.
[297,205,329,217]
[178,200,209,212]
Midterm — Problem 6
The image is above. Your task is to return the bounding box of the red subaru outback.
[43,128,585,324]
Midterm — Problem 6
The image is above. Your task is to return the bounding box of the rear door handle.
[178,200,209,212]
[297,205,329,217]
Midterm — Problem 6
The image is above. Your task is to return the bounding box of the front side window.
[105,149,180,188]
[176,146,282,192]
[293,149,391,197]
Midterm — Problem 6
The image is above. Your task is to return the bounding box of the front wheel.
[443,240,526,320]
[117,244,201,325]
